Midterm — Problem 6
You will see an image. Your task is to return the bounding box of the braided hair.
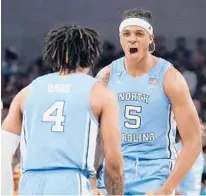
[43,25,101,72]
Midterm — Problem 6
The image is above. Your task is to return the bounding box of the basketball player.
[1,25,124,195]
[93,8,202,195]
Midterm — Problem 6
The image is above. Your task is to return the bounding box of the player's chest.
[108,77,162,106]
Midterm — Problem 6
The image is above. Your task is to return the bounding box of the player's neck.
[125,53,156,77]
[59,67,89,76]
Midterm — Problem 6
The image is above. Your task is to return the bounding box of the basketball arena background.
[1,0,206,194]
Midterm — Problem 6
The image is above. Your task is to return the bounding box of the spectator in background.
[194,99,202,116]
[13,73,30,90]
[192,52,206,70]
[195,38,206,55]
[2,47,19,80]
[171,36,191,62]
[153,36,170,60]
[91,41,116,76]
[192,37,206,72]
[102,41,117,62]
[178,65,198,97]
[28,62,41,81]
[199,85,206,122]
[2,75,19,108]
[198,66,206,93]
[195,65,206,122]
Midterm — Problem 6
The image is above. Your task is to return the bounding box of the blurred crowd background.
[1,0,206,195]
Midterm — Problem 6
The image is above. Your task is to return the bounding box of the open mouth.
[129,48,138,55]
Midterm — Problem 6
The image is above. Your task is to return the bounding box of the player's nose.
[128,34,138,44]
[129,40,137,44]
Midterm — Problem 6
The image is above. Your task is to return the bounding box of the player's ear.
[149,35,155,53]
[149,34,154,44]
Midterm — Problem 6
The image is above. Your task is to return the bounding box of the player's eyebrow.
[122,29,145,34]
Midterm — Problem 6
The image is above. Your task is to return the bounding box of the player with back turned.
[1,25,124,195]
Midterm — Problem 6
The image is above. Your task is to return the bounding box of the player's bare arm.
[90,66,112,194]
[93,66,111,169]
[1,86,29,195]
[161,67,202,194]
[91,82,124,195]
[100,87,124,195]
[96,66,111,86]
[2,85,29,133]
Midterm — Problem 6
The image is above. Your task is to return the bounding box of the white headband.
[119,18,153,35]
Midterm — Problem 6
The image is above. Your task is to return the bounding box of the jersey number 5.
[124,105,142,129]
[42,101,65,132]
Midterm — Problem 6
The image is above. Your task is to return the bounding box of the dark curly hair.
[122,8,153,24]
[43,25,101,72]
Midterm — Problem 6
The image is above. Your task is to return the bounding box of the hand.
[146,188,174,196]
[92,188,105,196]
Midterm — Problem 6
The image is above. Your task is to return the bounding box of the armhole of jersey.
[87,80,100,128]
[108,58,120,83]
[160,61,173,104]
[109,57,125,81]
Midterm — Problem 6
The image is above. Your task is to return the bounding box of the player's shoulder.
[90,78,117,121]
[163,65,189,98]
[153,57,173,75]
[164,66,186,87]
[92,80,116,102]
[10,85,31,112]
[95,65,112,86]
[15,85,30,99]
[96,66,111,78]
[96,57,124,78]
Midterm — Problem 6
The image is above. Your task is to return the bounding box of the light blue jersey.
[176,142,204,195]
[19,73,99,195]
[201,188,206,195]
[108,57,177,160]
[98,57,177,195]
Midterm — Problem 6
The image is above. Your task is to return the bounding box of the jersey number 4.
[124,105,142,129]
[42,101,65,132]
